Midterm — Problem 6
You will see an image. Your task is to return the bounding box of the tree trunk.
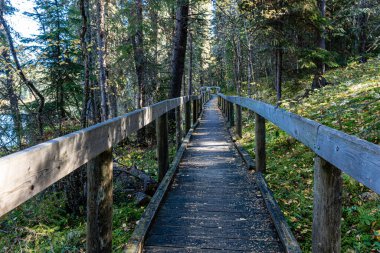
[2,50,22,148]
[131,0,147,145]
[80,0,91,128]
[188,32,193,95]
[318,0,326,73]
[169,0,189,99]
[97,0,109,122]
[275,47,283,103]
[0,4,45,138]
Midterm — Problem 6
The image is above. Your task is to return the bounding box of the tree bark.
[187,32,193,95]
[97,0,109,122]
[131,0,147,145]
[275,47,283,103]
[0,3,45,138]
[318,0,326,73]
[2,49,22,148]
[169,0,189,99]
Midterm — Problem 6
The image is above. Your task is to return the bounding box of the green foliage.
[238,58,380,252]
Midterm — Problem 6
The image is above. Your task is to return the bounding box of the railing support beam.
[185,100,191,134]
[175,106,182,149]
[255,113,266,172]
[229,102,234,127]
[236,104,242,138]
[156,112,169,182]
[87,149,113,253]
[192,99,197,125]
[312,156,342,253]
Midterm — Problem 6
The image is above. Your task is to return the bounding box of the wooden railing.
[217,93,380,253]
[0,93,209,252]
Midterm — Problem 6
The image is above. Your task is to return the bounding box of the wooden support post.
[156,113,169,182]
[312,156,342,253]
[87,149,113,253]
[229,102,234,127]
[198,98,201,116]
[185,100,191,134]
[255,113,266,172]
[175,106,182,149]
[192,99,197,125]
[236,104,242,138]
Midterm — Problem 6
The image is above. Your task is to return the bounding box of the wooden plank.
[315,125,380,192]
[86,149,113,253]
[0,96,192,218]
[254,173,302,253]
[124,106,205,253]
[156,113,169,182]
[218,94,380,193]
[312,156,342,253]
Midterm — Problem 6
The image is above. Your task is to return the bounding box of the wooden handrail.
[0,95,201,218]
[218,94,380,193]
[218,93,380,253]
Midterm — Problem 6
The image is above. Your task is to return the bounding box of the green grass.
[237,57,380,252]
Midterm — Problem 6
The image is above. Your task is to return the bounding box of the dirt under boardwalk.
[144,97,284,253]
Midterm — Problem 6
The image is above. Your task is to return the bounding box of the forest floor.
[237,57,380,252]
[0,139,178,252]
[1,58,379,252]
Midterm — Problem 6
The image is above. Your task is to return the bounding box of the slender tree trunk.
[2,50,22,148]
[275,47,283,103]
[80,0,91,128]
[318,0,326,73]
[169,0,189,99]
[131,0,147,145]
[187,32,193,95]
[97,0,109,122]
[0,5,45,138]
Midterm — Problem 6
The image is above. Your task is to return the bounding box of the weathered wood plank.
[0,96,193,218]
[86,149,113,253]
[124,105,204,253]
[255,113,266,172]
[254,173,302,253]
[312,156,342,253]
[218,94,380,193]
[156,113,169,182]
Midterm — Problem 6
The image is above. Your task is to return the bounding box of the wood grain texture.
[86,149,113,253]
[0,96,195,218]
[143,98,285,253]
[156,113,169,182]
[255,113,266,173]
[254,173,302,253]
[312,156,342,253]
[125,103,204,253]
[218,94,380,193]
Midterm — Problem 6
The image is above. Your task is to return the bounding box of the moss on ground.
[237,57,380,252]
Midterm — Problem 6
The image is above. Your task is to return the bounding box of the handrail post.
[255,113,266,172]
[197,98,201,116]
[87,149,113,253]
[229,101,234,127]
[156,112,169,182]
[192,99,197,125]
[312,156,342,253]
[175,106,182,149]
[185,99,191,134]
[236,104,242,138]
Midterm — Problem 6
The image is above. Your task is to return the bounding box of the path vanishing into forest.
[143,98,285,252]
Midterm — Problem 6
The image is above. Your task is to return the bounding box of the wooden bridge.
[0,90,379,253]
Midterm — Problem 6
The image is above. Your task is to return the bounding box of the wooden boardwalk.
[144,98,284,252]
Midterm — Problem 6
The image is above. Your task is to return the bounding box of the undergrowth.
[0,139,178,252]
[238,57,380,252]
